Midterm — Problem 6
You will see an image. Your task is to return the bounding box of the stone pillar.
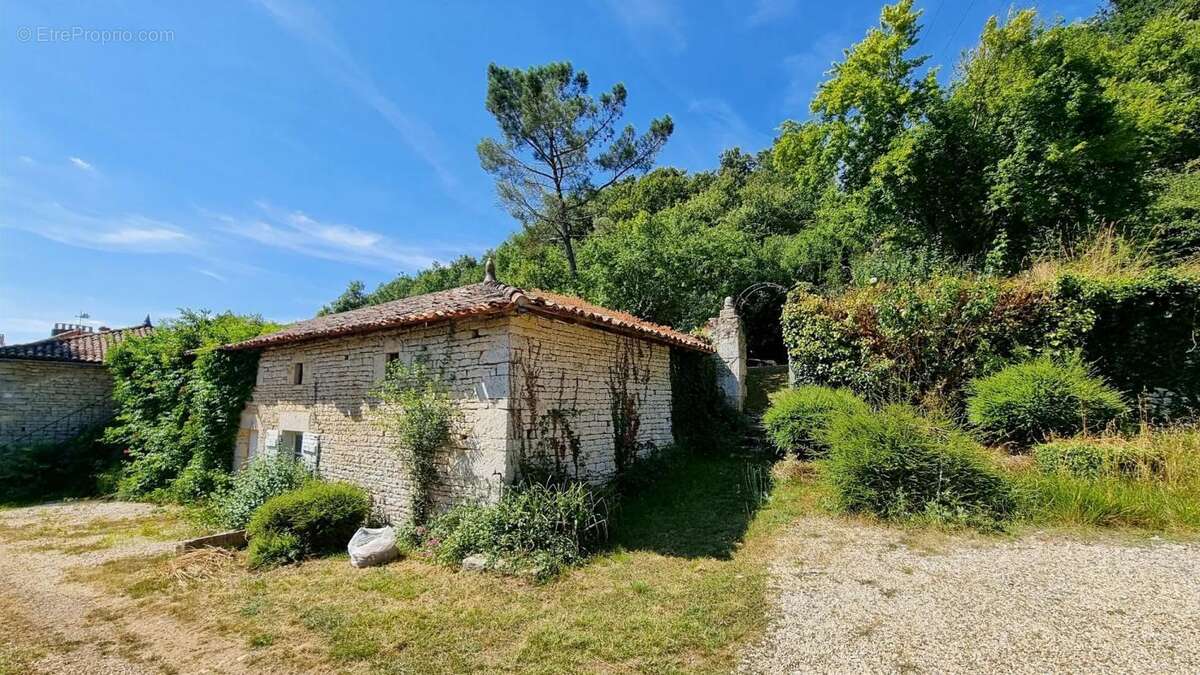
[712,297,746,412]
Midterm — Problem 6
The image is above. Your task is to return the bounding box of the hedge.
[782,266,1200,418]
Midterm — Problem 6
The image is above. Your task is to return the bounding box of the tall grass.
[1016,427,1200,530]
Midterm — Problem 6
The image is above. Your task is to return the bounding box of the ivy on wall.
[104,310,277,501]
[511,340,583,484]
[668,347,743,453]
[371,360,459,525]
[608,336,653,476]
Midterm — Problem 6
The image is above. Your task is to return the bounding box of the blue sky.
[1,0,1096,345]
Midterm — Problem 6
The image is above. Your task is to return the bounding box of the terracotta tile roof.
[224,282,712,353]
[0,323,153,364]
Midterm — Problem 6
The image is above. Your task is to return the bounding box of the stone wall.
[238,312,677,524]
[0,360,114,446]
[507,313,673,482]
[241,316,512,524]
[711,297,747,412]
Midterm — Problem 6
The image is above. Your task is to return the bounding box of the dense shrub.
[0,426,120,504]
[782,264,1200,418]
[762,385,870,457]
[210,455,312,529]
[1018,428,1200,529]
[423,481,610,580]
[246,482,370,568]
[782,276,1061,405]
[104,310,278,502]
[966,356,1128,446]
[1034,438,1168,479]
[823,406,1016,526]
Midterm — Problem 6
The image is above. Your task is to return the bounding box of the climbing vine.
[104,310,277,501]
[371,360,458,525]
[608,336,653,477]
[511,340,583,484]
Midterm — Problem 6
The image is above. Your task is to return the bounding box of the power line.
[926,0,947,35]
[941,0,978,58]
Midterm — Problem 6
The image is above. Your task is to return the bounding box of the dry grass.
[71,456,815,674]
[0,595,82,675]
[1010,427,1200,532]
[0,508,206,554]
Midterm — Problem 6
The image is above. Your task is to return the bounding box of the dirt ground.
[5,501,1199,674]
[738,516,1200,674]
[0,501,258,675]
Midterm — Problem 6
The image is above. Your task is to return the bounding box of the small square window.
[386,352,400,363]
[281,430,304,460]
[292,362,304,385]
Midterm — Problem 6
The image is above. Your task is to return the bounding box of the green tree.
[478,62,674,278]
[319,280,368,315]
[810,0,939,191]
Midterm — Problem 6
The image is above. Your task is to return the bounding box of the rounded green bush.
[966,356,1128,447]
[823,405,1015,524]
[762,385,870,457]
[246,481,370,566]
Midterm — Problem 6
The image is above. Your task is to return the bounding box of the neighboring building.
[224,268,744,523]
[0,321,153,447]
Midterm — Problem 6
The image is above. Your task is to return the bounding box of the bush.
[762,385,870,457]
[1020,428,1200,530]
[1034,438,1169,479]
[210,455,312,529]
[247,531,303,569]
[0,426,120,504]
[104,310,278,502]
[245,482,370,567]
[823,405,1015,526]
[966,356,1128,446]
[423,481,610,580]
[781,264,1200,419]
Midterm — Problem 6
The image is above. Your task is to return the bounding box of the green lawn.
[80,455,812,674]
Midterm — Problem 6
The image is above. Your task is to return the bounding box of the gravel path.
[739,516,1200,674]
[0,501,255,675]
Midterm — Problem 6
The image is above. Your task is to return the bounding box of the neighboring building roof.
[0,322,153,364]
[224,281,713,353]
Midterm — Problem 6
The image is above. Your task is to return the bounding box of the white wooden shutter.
[299,434,321,472]
[263,429,280,458]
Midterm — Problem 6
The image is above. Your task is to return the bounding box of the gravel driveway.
[0,501,254,674]
[739,516,1200,674]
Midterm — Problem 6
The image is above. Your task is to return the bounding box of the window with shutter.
[299,434,320,471]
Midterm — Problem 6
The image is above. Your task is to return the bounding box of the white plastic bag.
[347,526,399,568]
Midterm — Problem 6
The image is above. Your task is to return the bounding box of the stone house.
[223,268,744,523]
[0,321,153,447]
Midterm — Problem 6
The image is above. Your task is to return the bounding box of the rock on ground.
[739,516,1200,674]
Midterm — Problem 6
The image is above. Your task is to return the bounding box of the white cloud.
[18,155,34,165]
[196,269,228,282]
[1,201,197,254]
[688,98,768,153]
[605,0,686,53]
[255,0,462,196]
[745,0,796,28]
[215,202,440,271]
[68,157,94,171]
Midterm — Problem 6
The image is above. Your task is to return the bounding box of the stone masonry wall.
[242,316,511,524]
[0,360,114,446]
[507,313,673,483]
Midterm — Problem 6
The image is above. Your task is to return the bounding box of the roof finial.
[484,258,497,283]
